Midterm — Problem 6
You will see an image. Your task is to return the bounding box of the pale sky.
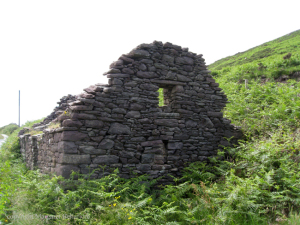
[0,0,299,128]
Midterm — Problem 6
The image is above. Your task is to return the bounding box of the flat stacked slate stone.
[31,94,76,130]
[19,41,243,184]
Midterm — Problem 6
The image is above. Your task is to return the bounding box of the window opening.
[163,140,168,151]
[158,88,165,106]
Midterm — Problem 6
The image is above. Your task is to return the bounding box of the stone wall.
[19,41,242,184]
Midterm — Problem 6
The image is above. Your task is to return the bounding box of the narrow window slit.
[158,88,165,107]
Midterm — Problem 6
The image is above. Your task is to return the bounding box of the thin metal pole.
[19,90,20,127]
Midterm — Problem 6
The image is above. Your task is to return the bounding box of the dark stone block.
[128,49,150,59]
[120,157,127,164]
[93,155,119,165]
[108,123,131,135]
[125,111,141,119]
[208,111,223,118]
[136,71,158,79]
[167,142,183,150]
[85,120,103,128]
[186,120,197,128]
[112,108,127,114]
[141,140,163,147]
[58,141,78,154]
[70,105,93,111]
[162,54,174,64]
[62,119,83,128]
[93,101,105,108]
[175,56,194,65]
[90,136,104,142]
[130,137,146,142]
[177,74,192,82]
[140,83,159,91]
[128,157,140,164]
[136,164,151,172]
[119,151,135,158]
[174,133,189,140]
[122,67,134,74]
[98,139,114,149]
[154,155,165,164]
[54,133,62,142]
[79,146,106,155]
[71,113,97,120]
[130,103,144,111]
[139,118,151,124]
[58,154,91,164]
[61,131,88,141]
[141,154,154,163]
[57,115,71,122]
[154,119,178,127]
[167,156,180,161]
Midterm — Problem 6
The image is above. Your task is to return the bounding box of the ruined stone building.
[19,41,242,184]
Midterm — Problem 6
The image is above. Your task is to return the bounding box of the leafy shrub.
[0,123,19,136]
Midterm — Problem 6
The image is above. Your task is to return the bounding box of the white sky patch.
[0,0,299,127]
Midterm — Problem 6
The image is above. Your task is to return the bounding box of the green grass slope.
[208,30,300,137]
[209,29,300,71]
[209,29,300,82]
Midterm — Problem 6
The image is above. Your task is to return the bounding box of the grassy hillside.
[208,30,300,137]
[1,31,300,224]
[0,123,19,136]
[209,29,300,71]
[209,29,300,82]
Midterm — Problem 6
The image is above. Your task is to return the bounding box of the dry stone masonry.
[19,41,242,184]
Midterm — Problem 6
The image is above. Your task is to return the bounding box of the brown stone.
[58,141,78,154]
[62,119,83,128]
[61,131,88,141]
[58,154,91,164]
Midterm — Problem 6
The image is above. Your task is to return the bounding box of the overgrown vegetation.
[0,123,19,136]
[2,122,300,224]
[209,29,300,71]
[2,30,300,224]
[48,121,61,130]
[0,134,3,139]
[25,129,43,136]
[209,53,300,83]
[218,79,300,137]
